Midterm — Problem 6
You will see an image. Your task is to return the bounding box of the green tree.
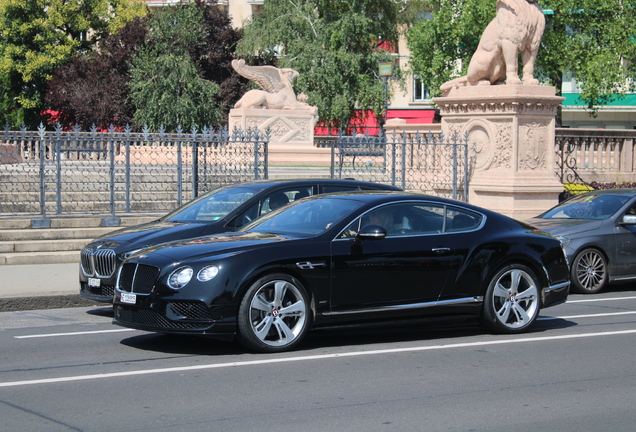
[0,0,146,128]
[128,1,221,130]
[237,0,402,131]
[407,0,636,124]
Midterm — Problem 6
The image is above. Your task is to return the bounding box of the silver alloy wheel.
[573,249,607,294]
[248,279,307,348]
[490,268,539,330]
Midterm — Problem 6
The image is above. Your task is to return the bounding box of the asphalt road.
[1,287,636,432]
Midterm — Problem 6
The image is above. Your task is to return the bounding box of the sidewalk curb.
[0,295,104,312]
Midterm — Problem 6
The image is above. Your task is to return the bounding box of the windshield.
[164,186,262,222]
[243,197,364,236]
[540,193,630,220]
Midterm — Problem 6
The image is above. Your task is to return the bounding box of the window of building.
[413,75,431,102]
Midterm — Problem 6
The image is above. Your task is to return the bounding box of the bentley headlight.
[167,267,193,289]
[197,265,219,282]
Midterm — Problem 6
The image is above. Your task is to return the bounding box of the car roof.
[302,190,489,212]
[217,178,402,191]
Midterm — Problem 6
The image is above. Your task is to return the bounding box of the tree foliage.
[45,17,148,129]
[237,0,403,130]
[407,0,636,121]
[0,0,146,128]
[128,1,227,130]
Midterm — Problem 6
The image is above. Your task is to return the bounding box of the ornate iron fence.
[0,124,268,220]
[324,131,471,201]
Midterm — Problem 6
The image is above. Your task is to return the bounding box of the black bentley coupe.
[112,192,570,352]
[80,179,400,302]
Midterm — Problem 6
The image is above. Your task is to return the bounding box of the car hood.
[525,218,603,236]
[90,221,213,251]
[137,231,303,264]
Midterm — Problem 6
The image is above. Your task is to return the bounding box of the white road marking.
[2,328,636,388]
[14,329,135,339]
[538,311,636,320]
[566,296,636,303]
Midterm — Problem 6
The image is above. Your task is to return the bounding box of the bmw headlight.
[197,265,219,282]
[167,267,193,289]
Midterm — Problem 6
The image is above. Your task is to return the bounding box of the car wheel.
[237,274,311,353]
[571,248,607,294]
[481,264,540,334]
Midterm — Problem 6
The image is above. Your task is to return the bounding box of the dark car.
[112,192,570,353]
[527,188,636,294]
[80,179,401,302]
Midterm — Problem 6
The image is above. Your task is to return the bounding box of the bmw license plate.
[120,292,137,304]
[87,278,100,288]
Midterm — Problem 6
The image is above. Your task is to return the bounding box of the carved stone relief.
[518,121,548,170]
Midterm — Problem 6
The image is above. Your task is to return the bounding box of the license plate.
[88,278,101,288]
[120,292,137,304]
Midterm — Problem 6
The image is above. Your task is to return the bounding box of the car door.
[612,200,636,278]
[329,202,456,315]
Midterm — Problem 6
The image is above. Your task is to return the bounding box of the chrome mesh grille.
[81,248,116,277]
[114,305,212,330]
[167,302,213,320]
[118,263,159,294]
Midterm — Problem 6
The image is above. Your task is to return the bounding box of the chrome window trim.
[322,296,483,316]
[333,200,487,241]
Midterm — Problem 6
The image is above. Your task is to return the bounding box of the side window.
[263,187,313,214]
[446,208,482,232]
[341,203,427,238]
[337,202,482,238]
[227,187,313,229]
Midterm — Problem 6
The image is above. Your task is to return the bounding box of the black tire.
[481,264,540,334]
[237,274,311,353]
[571,248,607,294]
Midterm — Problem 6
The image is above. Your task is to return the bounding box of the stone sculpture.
[440,0,545,95]
[231,59,317,117]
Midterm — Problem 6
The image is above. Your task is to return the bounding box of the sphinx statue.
[231,59,317,117]
[440,0,545,95]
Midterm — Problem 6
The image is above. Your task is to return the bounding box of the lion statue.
[440,0,545,95]
[231,59,317,118]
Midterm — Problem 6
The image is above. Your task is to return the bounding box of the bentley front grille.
[118,263,160,294]
[81,248,117,277]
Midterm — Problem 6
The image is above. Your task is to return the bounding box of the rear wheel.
[571,248,607,294]
[237,274,311,353]
[481,264,540,333]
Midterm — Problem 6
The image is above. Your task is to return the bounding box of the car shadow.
[86,306,114,318]
[117,315,579,356]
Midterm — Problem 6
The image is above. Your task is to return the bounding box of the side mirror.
[621,215,636,225]
[357,224,387,240]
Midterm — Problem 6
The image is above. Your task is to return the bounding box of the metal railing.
[324,130,470,201]
[0,124,268,220]
[555,128,636,184]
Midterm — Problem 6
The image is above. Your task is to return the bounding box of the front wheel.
[481,264,540,334]
[237,274,311,353]
[571,248,607,294]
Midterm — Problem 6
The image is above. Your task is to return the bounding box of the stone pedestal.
[229,108,316,146]
[229,108,327,166]
[433,85,565,220]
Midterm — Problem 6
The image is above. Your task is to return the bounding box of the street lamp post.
[378,61,393,137]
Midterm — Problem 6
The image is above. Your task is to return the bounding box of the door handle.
[432,247,451,254]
